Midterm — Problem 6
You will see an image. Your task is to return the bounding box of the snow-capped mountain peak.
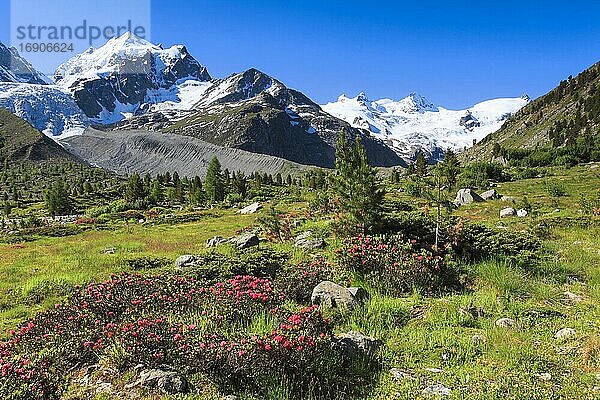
[392,92,438,113]
[322,93,529,161]
[356,91,370,104]
[53,32,212,122]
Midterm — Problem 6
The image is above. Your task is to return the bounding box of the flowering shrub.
[74,218,97,225]
[0,274,332,400]
[336,235,458,295]
[275,257,334,303]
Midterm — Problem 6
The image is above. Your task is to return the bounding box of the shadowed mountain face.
[0,109,79,163]
[0,42,50,85]
[115,68,405,168]
[54,33,212,121]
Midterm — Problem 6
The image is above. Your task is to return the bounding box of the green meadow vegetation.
[0,142,599,399]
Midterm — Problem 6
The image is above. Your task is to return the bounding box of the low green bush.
[336,234,460,295]
[274,257,334,304]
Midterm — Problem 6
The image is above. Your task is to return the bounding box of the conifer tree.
[205,156,225,203]
[331,130,384,234]
[125,173,146,203]
[45,181,74,216]
[438,149,460,188]
[415,152,428,176]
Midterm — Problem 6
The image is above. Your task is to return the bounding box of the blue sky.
[1,0,600,109]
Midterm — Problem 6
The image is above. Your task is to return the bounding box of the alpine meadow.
[0,1,599,399]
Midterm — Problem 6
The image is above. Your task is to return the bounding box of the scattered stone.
[390,368,415,381]
[471,334,487,344]
[175,255,197,269]
[224,396,239,400]
[553,209,561,213]
[460,306,485,319]
[501,196,516,202]
[495,318,516,328]
[454,189,484,206]
[104,247,116,255]
[333,331,383,357]
[536,372,552,381]
[423,384,452,396]
[311,281,365,309]
[138,219,145,224]
[231,234,260,249]
[500,208,516,218]
[206,236,229,247]
[562,292,584,303]
[517,209,529,218]
[95,382,112,394]
[425,368,444,373]
[138,369,187,395]
[555,328,576,340]
[238,202,262,214]
[590,164,599,170]
[294,231,326,250]
[480,189,499,200]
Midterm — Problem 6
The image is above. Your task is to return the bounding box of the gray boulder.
[175,255,197,269]
[238,202,262,214]
[555,328,576,340]
[311,281,365,309]
[206,236,229,247]
[501,196,516,202]
[138,369,187,395]
[294,231,326,250]
[231,233,260,249]
[480,189,499,200]
[454,189,484,206]
[500,208,516,218]
[517,209,529,218]
[333,331,383,357]
[423,384,452,396]
[495,317,516,328]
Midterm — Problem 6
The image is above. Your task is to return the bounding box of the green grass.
[0,210,256,332]
[1,166,599,399]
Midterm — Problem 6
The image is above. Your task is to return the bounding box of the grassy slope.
[462,62,600,162]
[0,167,599,399]
[0,109,77,163]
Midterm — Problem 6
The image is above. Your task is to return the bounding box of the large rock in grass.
[294,231,326,250]
[517,209,529,218]
[555,328,576,340]
[231,233,260,249]
[423,384,452,396]
[137,369,187,395]
[500,208,516,218]
[454,189,484,206]
[206,236,230,247]
[333,331,383,357]
[495,317,516,328]
[480,189,499,200]
[175,255,198,269]
[238,202,262,214]
[311,281,366,309]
